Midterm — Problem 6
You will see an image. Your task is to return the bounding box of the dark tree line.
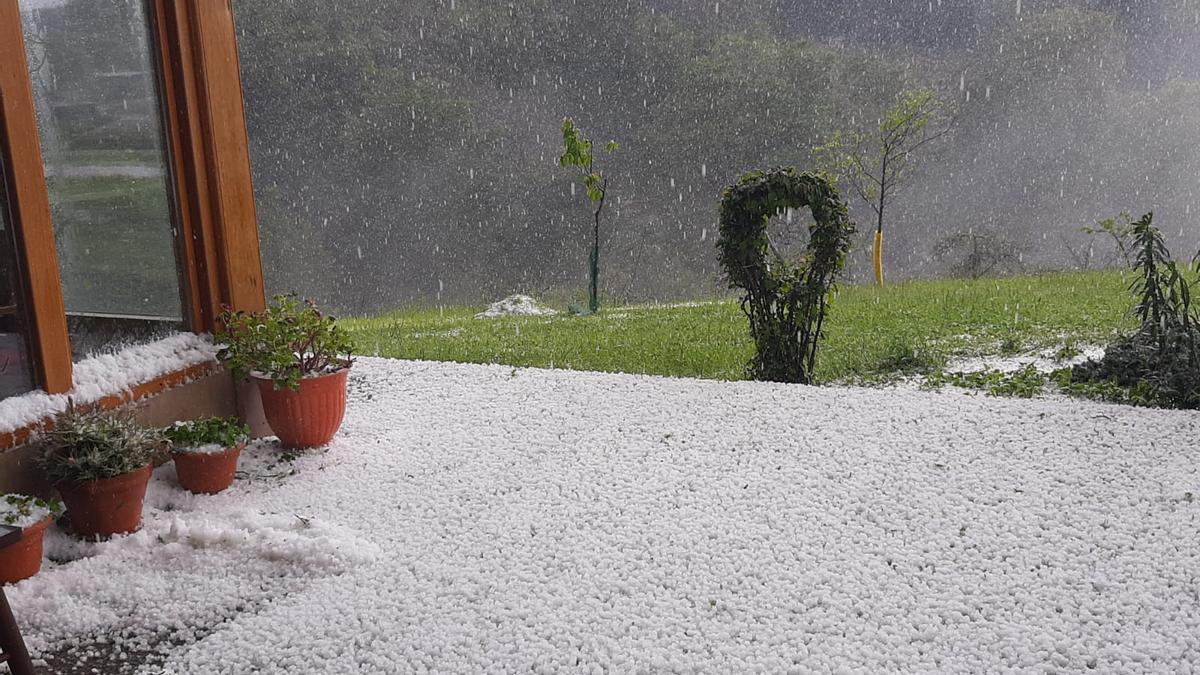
[231,0,1200,314]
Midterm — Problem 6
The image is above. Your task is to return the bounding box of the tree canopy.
[230,0,1200,313]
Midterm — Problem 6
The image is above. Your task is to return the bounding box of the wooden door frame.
[0,0,264,397]
[154,0,266,331]
[0,0,72,394]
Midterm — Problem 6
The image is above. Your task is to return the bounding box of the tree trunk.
[873,230,885,287]
[589,215,600,313]
[875,159,888,287]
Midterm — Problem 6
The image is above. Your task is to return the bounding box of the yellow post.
[873,229,885,287]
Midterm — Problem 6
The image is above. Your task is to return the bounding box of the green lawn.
[342,270,1136,383]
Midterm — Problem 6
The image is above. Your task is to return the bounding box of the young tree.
[817,89,950,286]
[559,118,618,314]
[933,227,1028,279]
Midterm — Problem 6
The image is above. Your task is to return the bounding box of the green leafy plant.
[216,295,355,391]
[1054,370,1157,407]
[717,168,855,384]
[1071,212,1200,408]
[1,494,64,527]
[923,363,1163,407]
[924,365,1049,398]
[40,409,164,485]
[559,118,619,315]
[164,417,251,453]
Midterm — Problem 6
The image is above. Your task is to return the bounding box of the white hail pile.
[0,333,218,435]
[946,344,1107,375]
[7,357,1199,673]
[474,294,559,319]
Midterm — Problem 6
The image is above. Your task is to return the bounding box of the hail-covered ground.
[8,357,1200,673]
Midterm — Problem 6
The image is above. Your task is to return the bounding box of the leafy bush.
[40,409,164,485]
[1071,213,1200,409]
[1,494,64,528]
[217,295,355,391]
[933,228,1028,279]
[717,168,855,383]
[164,417,251,453]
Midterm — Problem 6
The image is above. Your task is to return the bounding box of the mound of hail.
[947,344,1106,375]
[8,357,1198,673]
[474,294,559,319]
[0,333,217,435]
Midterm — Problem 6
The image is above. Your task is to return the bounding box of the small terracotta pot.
[255,369,349,449]
[0,516,54,585]
[172,443,244,495]
[56,465,152,539]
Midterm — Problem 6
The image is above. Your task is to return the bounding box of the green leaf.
[163,417,251,450]
[215,294,355,390]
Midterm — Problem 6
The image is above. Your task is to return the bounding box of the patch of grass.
[859,335,945,382]
[1056,375,1156,407]
[1054,340,1082,361]
[341,270,1135,384]
[924,365,1051,398]
[997,333,1024,356]
[347,301,752,381]
[923,364,1160,407]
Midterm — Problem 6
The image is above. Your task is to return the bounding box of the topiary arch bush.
[717,168,855,384]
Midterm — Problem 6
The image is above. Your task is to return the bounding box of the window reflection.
[19,0,184,359]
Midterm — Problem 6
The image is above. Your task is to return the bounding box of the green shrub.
[924,364,1164,406]
[216,294,355,391]
[164,417,251,452]
[717,168,855,383]
[40,409,164,485]
[1071,213,1200,409]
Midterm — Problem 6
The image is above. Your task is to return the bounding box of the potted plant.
[0,494,63,584]
[217,295,355,449]
[40,409,163,539]
[164,417,251,494]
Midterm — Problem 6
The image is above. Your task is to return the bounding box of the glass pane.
[18,0,183,358]
[0,160,36,398]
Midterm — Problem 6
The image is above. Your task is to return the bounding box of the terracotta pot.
[56,465,152,539]
[0,516,54,585]
[255,369,349,449]
[172,443,244,495]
